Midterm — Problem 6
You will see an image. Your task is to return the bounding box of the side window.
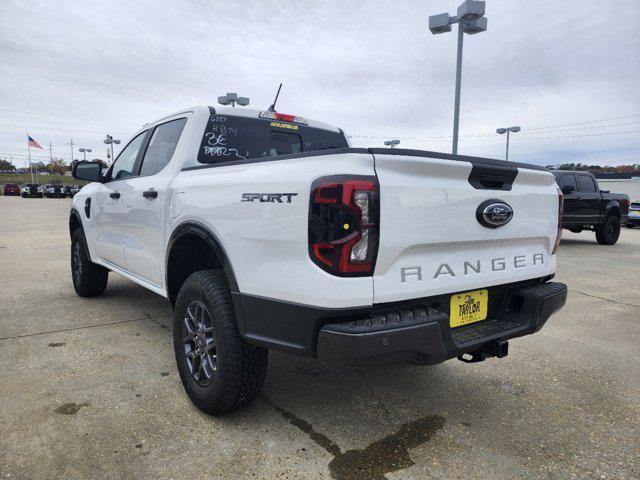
[110,131,146,181]
[577,175,597,193]
[560,174,577,191]
[139,118,187,177]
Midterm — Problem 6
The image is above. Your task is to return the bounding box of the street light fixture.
[428,0,488,155]
[218,93,250,107]
[496,126,521,161]
[384,139,401,149]
[78,147,92,161]
[104,135,121,165]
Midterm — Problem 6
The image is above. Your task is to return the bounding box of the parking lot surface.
[1,196,638,479]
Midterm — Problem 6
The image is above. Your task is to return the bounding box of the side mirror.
[561,185,575,195]
[73,161,103,182]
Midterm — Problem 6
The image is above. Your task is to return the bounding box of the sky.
[1,0,639,169]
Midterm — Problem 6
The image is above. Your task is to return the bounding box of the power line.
[350,128,640,143]
[523,113,640,132]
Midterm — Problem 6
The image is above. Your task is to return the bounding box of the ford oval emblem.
[476,200,513,228]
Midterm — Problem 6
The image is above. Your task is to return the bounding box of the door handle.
[109,192,121,199]
[143,189,158,199]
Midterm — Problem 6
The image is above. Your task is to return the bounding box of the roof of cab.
[140,105,342,134]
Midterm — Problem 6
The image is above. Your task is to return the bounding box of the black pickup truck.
[552,170,630,245]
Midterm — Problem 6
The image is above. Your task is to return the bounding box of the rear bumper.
[317,282,566,363]
[233,280,567,363]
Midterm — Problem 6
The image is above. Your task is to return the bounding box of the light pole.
[496,126,521,161]
[104,135,121,164]
[384,139,401,149]
[218,93,250,107]
[429,0,488,155]
[79,147,92,161]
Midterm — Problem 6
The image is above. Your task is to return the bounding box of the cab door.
[121,117,187,287]
[557,173,579,225]
[91,131,148,267]
[576,174,601,223]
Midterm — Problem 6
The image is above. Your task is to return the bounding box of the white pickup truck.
[70,106,567,415]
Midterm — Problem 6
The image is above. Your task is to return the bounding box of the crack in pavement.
[0,313,172,341]
[568,289,640,309]
[355,367,392,422]
[262,395,445,480]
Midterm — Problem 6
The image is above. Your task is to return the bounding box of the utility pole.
[69,139,75,164]
[428,1,488,155]
[496,126,521,161]
[104,135,120,164]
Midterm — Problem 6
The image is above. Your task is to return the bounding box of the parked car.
[70,105,567,415]
[21,184,44,198]
[628,200,640,228]
[71,184,83,197]
[3,183,21,196]
[551,170,630,245]
[44,184,65,198]
[63,185,74,197]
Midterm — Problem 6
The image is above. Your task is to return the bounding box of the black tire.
[569,228,583,233]
[173,270,268,416]
[70,228,109,296]
[595,215,621,245]
[21,193,26,198]
[627,224,635,229]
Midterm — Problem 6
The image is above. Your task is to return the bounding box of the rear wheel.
[595,215,621,245]
[71,228,109,296]
[173,270,268,416]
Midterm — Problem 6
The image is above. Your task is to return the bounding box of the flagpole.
[27,132,34,184]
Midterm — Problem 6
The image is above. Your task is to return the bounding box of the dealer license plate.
[450,289,488,328]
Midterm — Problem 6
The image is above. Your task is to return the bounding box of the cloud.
[1,0,638,168]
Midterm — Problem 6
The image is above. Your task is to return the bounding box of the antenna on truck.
[267,83,283,112]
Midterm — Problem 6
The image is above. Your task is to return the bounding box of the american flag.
[27,135,43,149]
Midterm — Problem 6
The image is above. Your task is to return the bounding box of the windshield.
[194,114,348,165]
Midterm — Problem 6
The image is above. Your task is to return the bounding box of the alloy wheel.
[183,300,217,385]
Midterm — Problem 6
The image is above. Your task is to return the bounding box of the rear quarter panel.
[170,153,376,308]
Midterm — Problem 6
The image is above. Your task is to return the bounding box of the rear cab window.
[554,173,577,191]
[186,112,349,168]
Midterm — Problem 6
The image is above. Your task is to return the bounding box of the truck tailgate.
[372,150,559,304]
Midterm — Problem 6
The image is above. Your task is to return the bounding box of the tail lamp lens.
[309,177,379,276]
[552,187,563,255]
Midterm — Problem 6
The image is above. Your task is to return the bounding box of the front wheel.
[173,270,268,415]
[595,215,621,245]
[71,228,109,296]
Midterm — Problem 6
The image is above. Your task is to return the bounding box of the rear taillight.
[552,187,563,255]
[309,176,379,276]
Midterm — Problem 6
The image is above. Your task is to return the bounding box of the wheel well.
[166,233,225,306]
[606,206,620,219]
[69,211,82,237]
